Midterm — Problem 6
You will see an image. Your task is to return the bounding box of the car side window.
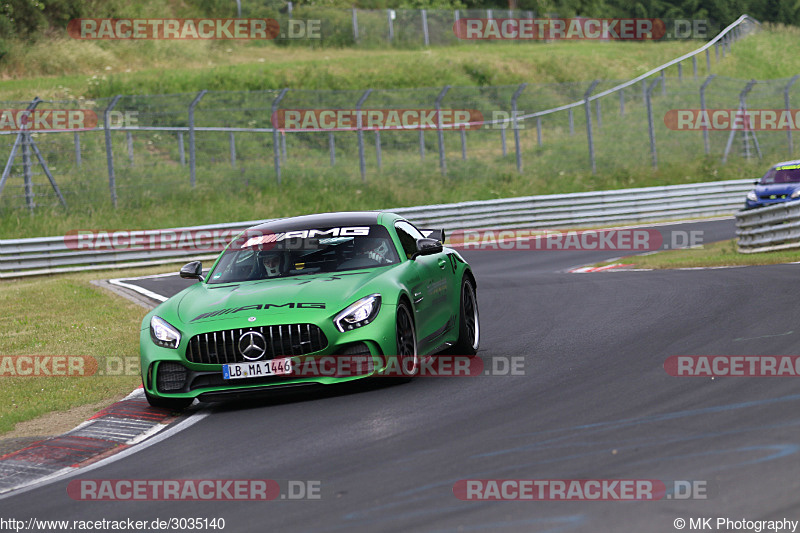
[395,221,425,260]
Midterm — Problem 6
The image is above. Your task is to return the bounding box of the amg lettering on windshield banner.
[238,227,370,250]
[191,302,325,322]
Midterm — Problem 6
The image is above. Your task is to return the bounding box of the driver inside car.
[354,237,392,264]
[258,251,286,278]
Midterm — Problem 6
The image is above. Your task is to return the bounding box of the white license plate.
[222,357,293,380]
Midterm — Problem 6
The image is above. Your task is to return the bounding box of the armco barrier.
[736,199,800,253]
[1,178,753,278]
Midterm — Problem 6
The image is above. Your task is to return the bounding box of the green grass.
[592,238,800,269]
[0,267,171,435]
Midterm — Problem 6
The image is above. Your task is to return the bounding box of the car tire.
[144,389,193,411]
[451,276,480,357]
[395,300,419,379]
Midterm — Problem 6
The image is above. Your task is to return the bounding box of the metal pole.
[271,88,289,184]
[722,80,757,163]
[435,85,451,176]
[356,88,373,182]
[329,132,336,166]
[229,131,236,168]
[584,80,600,175]
[785,75,799,156]
[419,130,425,161]
[706,49,711,72]
[660,69,666,96]
[188,89,207,188]
[501,128,507,156]
[352,8,358,42]
[375,131,383,169]
[678,62,682,81]
[692,56,698,80]
[422,9,429,46]
[646,78,660,169]
[460,128,467,160]
[387,10,394,43]
[104,95,122,208]
[74,132,81,168]
[512,83,527,173]
[22,131,33,211]
[536,117,542,146]
[178,132,185,166]
[126,131,134,167]
[236,0,241,17]
[30,139,66,208]
[700,74,716,155]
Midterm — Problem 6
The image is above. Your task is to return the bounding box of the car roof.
[769,159,800,169]
[248,211,401,233]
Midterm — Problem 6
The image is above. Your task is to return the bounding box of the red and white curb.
[0,388,187,495]
[569,263,636,273]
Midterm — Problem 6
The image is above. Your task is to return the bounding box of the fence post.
[785,75,799,156]
[178,132,186,166]
[645,78,661,169]
[22,128,33,211]
[329,132,336,166]
[722,80,758,163]
[435,85,451,176]
[700,74,716,155]
[692,56,698,80]
[501,128,507,156]
[584,80,600,175]
[419,130,425,161]
[229,131,236,168]
[126,131,134,167]
[422,9,430,46]
[511,83,527,173]
[595,99,601,129]
[0,99,39,203]
[271,88,289,184]
[706,49,711,72]
[104,95,122,208]
[188,89,207,188]
[460,127,467,160]
[715,42,719,62]
[74,132,81,168]
[375,131,383,170]
[352,8,359,42]
[236,0,241,17]
[660,69,666,96]
[387,10,394,43]
[356,88,373,182]
[536,117,542,146]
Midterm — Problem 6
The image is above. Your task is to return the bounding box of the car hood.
[175,268,397,326]
[754,184,800,197]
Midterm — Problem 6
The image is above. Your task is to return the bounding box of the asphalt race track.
[6,218,800,532]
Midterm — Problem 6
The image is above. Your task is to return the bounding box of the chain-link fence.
[0,16,777,213]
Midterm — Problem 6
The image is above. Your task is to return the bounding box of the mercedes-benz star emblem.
[238,331,268,361]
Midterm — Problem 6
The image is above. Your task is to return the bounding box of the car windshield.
[207,224,400,284]
[760,167,800,184]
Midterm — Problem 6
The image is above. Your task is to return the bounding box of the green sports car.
[140,211,480,409]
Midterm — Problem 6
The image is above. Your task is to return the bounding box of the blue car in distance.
[745,160,800,209]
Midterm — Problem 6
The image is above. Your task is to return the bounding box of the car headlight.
[746,191,758,202]
[791,190,800,199]
[150,316,181,349]
[334,294,381,332]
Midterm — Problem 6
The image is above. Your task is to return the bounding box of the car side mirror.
[413,238,443,259]
[180,261,204,281]
[421,229,446,243]
[754,180,760,185]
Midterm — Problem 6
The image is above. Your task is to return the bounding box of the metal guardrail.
[0,178,754,278]
[736,199,800,253]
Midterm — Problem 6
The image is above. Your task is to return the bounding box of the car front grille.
[186,324,328,364]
